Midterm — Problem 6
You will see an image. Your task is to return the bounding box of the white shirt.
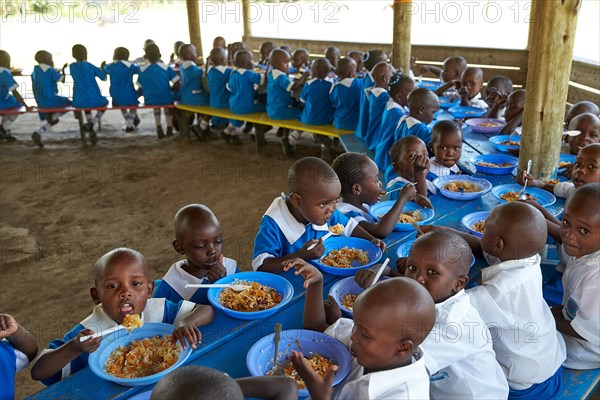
[467,93,489,109]
[423,290,509,400]
[387,175,437,196]
[326,318,430,400]
[561,249,600,369]
[336,202,374,223]
[467,255,566,389]
[429,158,461,178]
[553,181,576,199]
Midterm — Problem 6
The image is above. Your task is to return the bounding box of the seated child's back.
[138,44,179,105]
[228,50,265,114]
[363,62,395,151]
[154,204,238,304]
[329,57,363,130]
[179,44,209,106]
[394,88,439,145]
[467,202,566,396]
[299,58,334,125]
[69,44,108,108]
[266,49,301,120]
[207,47,232,109]
[355,50,388,140]
[103,47,140,107]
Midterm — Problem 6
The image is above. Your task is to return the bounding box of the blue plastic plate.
[207,272,294,320]
[448,106,487,119]
[88,323,192,387]
[246,329,352,397]
[396,239,475,266]
[489,135,521,152]
[465,118,506,134]
[311,237,382,276]
[432,175,493,200]
[470,154,518,175]
[558,153,576,172]
[438,96,461,109]
[329,276,363,318]
[419,80,442,91]
[461,211,491,238]
[491,184,557,207]
[368,201,435,232]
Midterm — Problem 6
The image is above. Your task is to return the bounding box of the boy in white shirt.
[551,183,600,369]
[403,231,509,399]
[458,67,488,109]
[285,259,435,400]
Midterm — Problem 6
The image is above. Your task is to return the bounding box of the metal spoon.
[518,159,533,200]
[184,283,251,292]
[270,323,284,376]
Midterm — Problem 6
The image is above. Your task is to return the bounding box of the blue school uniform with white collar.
[153,258,239,304]
[374,99,409,172]
[364,87,389,151]
[425,158,461,194]
[207,65,232,126]
[252,196,359,271]
[394,115,432,144]
[1,340,29,400]
[354,71,374,140]
[329,77,363,130]
[0,68,20,109]
[336,202,374,224]
[40,298,195,386]
[227,68,266,115]
[69,61,109,108]
[103,60,140,106]
[31,64,72,110]
[384,175,436,200]
[179,60,209,106]
[266,69,302,120]
[299,78,333,125]
[137,62,179,105]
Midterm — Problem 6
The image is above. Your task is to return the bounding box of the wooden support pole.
[186,0,203,59]
[242,0,253,38]
[526,1,537,50]
[391,0,412,73]
[520,0,580,180]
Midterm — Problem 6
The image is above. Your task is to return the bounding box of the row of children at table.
[4,148,598,399]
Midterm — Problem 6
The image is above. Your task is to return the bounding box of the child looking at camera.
[154,204,238,305]
[485,75,513,118]
[138,43,180,139]
[252,157,384,273]
[551,183,600,370]
[385,136,434,198]
[332,152,432,239]
[285,260,435,400]
[563,113,600,155]
[403,231,509,399]
[70,44,108,143]
[102,47,141,133]
[31,248,215,385]
[1,314,38,400]
[363,62,395,151]
[374,73,415,173]
[426,120,463,185]
[329,58,363,131]
[458,67,487,109]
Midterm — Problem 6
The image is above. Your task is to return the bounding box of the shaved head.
[151,366,243,400]
[413,231,472,275]
[174,204,219,240]
[288,157,339,195]
[94,248,147,285]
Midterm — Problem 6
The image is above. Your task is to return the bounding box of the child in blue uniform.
[207,47,232,133]
[31,247,215,386]
[332,152,431,239]
[355,50,388,141]
[363,62,395,151]
[138,44,180,139]
[299,58,333,125]
[102,47,141,133]
[426,120,463,187]
[31,50,71,148]
[0,50,30,141]
[266,49,303,120]
[252,157,385,273]
[225,50,265,144]
[154,204,238,305]
[178,44,210,137]
[394,87,439,147]
[385,136,433,199]
[70,44,108,144]
[0,313,38,400]
[329,58,363,131]
[374,73,415,172]
[347,50,365,77]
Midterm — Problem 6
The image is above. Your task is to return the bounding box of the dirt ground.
[0,109,327,398]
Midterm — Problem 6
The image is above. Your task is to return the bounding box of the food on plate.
[105,335,180,378]
[377,209,423,224]
[320,247,369,269]
[219,281,282,312]
[329,223,344,235]
[477,161,513,168]
[558,161,571,167]
[471,221,486,234]
[443,180,481,193]
[478,122,501,127]
[269,354,333,389]
[500,140,520,146]
[341,293,359,310]
[122,314,143,332]
[500,191,534,202]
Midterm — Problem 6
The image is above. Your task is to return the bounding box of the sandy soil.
[0,109,325,398]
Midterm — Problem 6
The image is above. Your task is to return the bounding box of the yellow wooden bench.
[175,104,354,161]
